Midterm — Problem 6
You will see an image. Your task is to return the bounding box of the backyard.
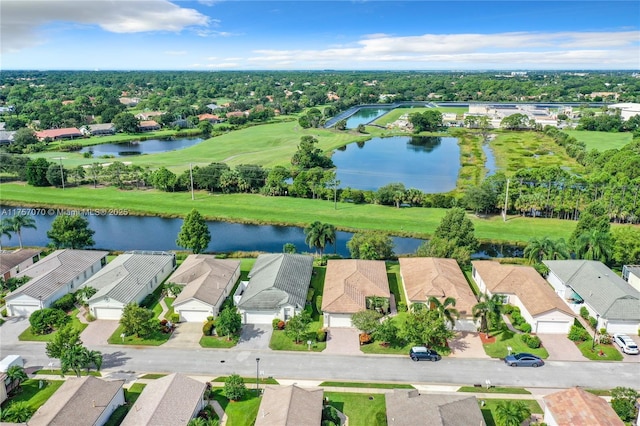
[0,379,64,421]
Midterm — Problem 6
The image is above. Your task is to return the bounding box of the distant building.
[138,120,161,131]
[35,127,83,141]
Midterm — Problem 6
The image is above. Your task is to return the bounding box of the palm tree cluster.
[60,345,103,377]
[304,221,336,256]
[0,215,37,249]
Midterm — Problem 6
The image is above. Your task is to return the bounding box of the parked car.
[504,353,544,367]
[613,334,639,355]
[409,346,441,362]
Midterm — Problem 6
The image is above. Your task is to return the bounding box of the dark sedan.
[504,352,544,367]
[409,346,442,362]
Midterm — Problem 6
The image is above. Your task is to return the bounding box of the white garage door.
[243,311,276,324]
[606,321,638,334]
[94,307,123,320]
[327,314,353,328]
[8,303,40,317]
[536,321,570,334]
[179,309,210,323]
[455,319,477,332]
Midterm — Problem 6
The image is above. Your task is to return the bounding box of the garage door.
[327,314,353,328]
[8,303,39,317]
[606,321,638,334]
[179,309,210,323]
[94,307,123,320]
[455,319,477,332]
[536,321,570,334]
[243,311,276,324]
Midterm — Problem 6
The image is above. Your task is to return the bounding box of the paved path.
[163,322,202,349]
[81,320,120,347]
[159,298,170,320]
[325,328,360,355]
[235,324,273,350]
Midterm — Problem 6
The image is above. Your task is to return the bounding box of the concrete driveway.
[234,324,273,350]
[81,320,120,347]
[448,332,490,359]
[618,334,640,363]
[163,322,203,349]
[537,334,584,361]
[0,316,30,343]
[325,328,360,355]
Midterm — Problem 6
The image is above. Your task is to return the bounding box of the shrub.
[1,308,7,317]
[522,333,541,349]
[322,406,341,425]
[568,325,591,342]
[140,293,156,309]
[202,320,215,336]
[598,333,612,345]
[397,301,408,312]
[170,313,180,323]
[51,293,76,312]
[315,295,323,314]
[272,318,282,330]
[223,374,246,401]
[29,308,70,334]
[317,329,327,342]
[516,322,532,334]
[501,304,514,314]
[579,306,589,320]
[86,313,96,322]
[359,333,372,345]
[611,387,640,422]
[588,316,598,330]
[306,288,315,303]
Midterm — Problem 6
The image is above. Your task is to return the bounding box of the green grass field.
[563,129,632,151]
[480,399,542,426]
[325,392,387,426]
[1,379,64,412]
[372,107,468,126]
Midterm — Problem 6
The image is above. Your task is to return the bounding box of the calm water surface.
[80,137,203,157]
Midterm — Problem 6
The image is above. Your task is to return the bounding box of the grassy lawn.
[212,389,261,426]
[200,335,239,348]
[325,392,387,426]
[576,340,623,361]
[586,389,612,396]
[564,129,632,151]
[269,320,326,352]
[458,386,531,394]
[33,369,101,377]
[107,324,172,346]
[385,262,406,307]
[163,297,174,319]
[321,381,414,389]
[212,376,279,385]
[479,399,542,426]
[0,183,583,244]
[482,329,549,359]
[18,308,88,342]
[104,383,146,426]
[1,379,64,413]
[139,373,167,379]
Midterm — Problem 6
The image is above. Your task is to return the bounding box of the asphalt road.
[4,341,639,389]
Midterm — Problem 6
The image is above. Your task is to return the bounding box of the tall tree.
[46,323,82,359]
[401,308,454,350]
[25,158,52,187]
[120,303,158,338]
[574,229,613,262]
[351,309,383,335]
[347,231,394,260]
[176,209,211,254]
[0,218,14,250]
[523,237,570,264]
[216,306,242,340]
[7,215,37,248]
[304,221,336,256]
[417,207,479,264]
[47,215,95,249]
[284,310,312,344]
[113,112,139,133]
[5,365,28,394]
[472,292,503,336]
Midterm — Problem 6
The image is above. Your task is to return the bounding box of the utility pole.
[59,157,65,190]
[189,163,194,201]
[502,178,510,222]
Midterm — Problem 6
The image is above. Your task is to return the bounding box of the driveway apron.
[325,328,360,355]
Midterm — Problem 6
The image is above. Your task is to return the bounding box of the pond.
[483,143,498,177]
[80,137,203,157]
[345,108,392,129]
[332,136,460,193]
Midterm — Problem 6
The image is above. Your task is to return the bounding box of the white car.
[613,334,639,355]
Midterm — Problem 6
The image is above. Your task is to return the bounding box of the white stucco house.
[0,248,42,280]
[544,260,640,334]
[87,251,176,320]
[472,261,575,334]
[5,249,108,317]
[234,253,313,324]
[167,255,241,322]
[622,265,640,292]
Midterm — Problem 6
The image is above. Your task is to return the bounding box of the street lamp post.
[591,313,600,350]
[256,357,260,396]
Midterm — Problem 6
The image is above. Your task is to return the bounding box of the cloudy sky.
[2,0,639,70]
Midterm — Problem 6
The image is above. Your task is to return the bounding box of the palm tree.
[61,345,90,377]
[1,401,35,423]
[494,400,531,426]
[524,237,570,264]
[472,293,503,336]
[7,215,37,249]
[0,218,12,250]
[86,349,103,372]
[575,229,613,262]
[427,296,459,328]
[5,365,28,394]
[303,221,336,256]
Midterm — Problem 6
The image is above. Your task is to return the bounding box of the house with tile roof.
[168,255,241,322]
[137,120,161,131]
[543,387,624,426]
[5,249,108,317]
[321,259,390,328]
[0,248,42,280]
[472,261,575,334]
[28,376,125,426]
[386,389,485,426]
[399,257,477,331]
[197,113,221,123]
[35,127,83,141]
[81,123,116,136]
[121,373,206,426]
[87,251,176,320]
[234,253,313,324]
[255,385,323,426]
[543,260,640,334]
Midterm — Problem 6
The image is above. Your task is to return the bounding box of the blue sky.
[2,1,639,70]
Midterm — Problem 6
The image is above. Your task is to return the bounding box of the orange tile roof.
[138,120,159,127]
[399,257,476,317]
[35,127,82,139]
[197,113,219,121]
[544,387,624,426]
[321,259,390,314]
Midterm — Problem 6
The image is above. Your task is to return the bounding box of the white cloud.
[164,50,188,56]
[1,0,210,53]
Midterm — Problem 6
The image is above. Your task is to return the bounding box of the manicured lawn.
[385,262,406,307]
[576,340,623,361]
[200,335,238,348]
[18,308,88,342]
[33,369,101,377]
[139,373,167,379]
[212,376,279,385]
[103,383,146,426]
[482,329,549,359]
[479,399,542,426]
[586,389,612,396]
[212,389,261,426]
[324,392,387,426]
[107,324,172,346]
[458,386,531,394]
[163,297,175,319]
[269,320,326,352]
[309,266,326,318]
[1,379,64,412]
[321,381,414,389]
[0,183,585,244]
[564,129,632,151]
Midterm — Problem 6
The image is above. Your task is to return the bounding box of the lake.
[332,136,460,193]
[80,137,203,157]
[345,108,391,129]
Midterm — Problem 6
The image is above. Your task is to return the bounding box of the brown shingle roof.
[544,387,624,426]
[28,376,124,426]
[386,389,485,426]
[170,255,240,307]
[255,385,323,426]
[399,257,476,317]
[321,259,390,314]
[0,249,42,275]
[472,261,574,317]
